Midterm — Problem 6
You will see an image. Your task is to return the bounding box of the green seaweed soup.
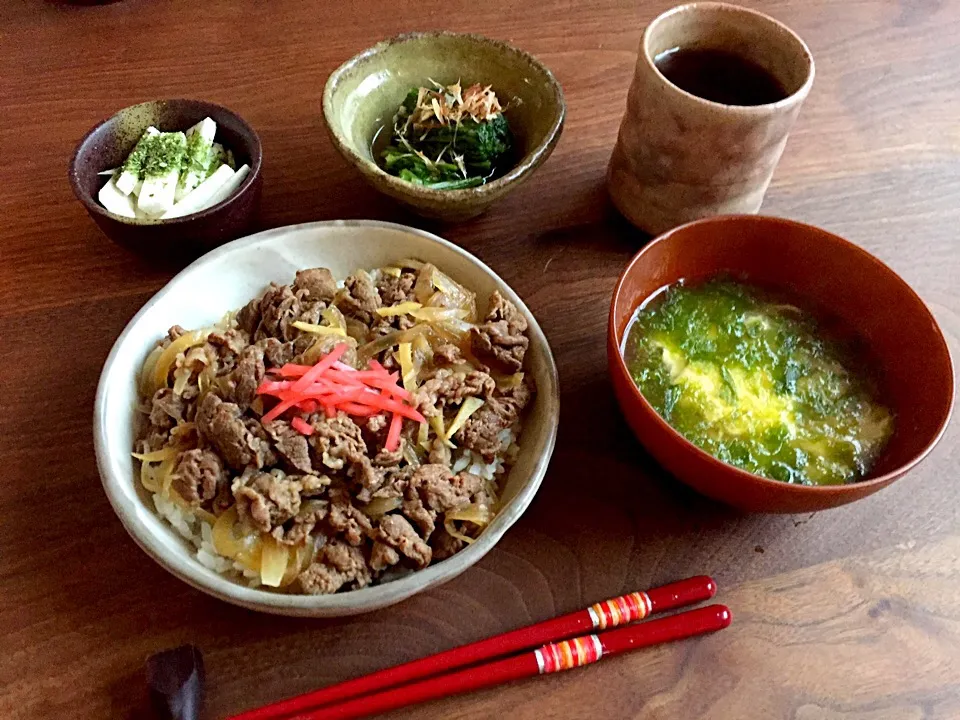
[623,280,893,486]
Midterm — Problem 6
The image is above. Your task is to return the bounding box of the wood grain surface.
[2,1,959,718]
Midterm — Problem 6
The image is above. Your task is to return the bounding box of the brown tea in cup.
[608,3,814,235]
[654,47,788,106]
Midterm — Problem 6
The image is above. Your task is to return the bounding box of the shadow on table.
[536,375,742,524]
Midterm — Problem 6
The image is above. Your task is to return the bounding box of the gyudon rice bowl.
[134,260,535,594]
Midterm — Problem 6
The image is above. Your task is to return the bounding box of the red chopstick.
[228,576,715,720]
[296,604,732,720]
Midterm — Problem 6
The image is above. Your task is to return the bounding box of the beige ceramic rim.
[94,220,560,616]
[322,31,566,202]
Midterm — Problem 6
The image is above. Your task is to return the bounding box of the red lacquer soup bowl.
[607,215,954,513]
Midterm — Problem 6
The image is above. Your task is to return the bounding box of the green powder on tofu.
[143,132,187,179]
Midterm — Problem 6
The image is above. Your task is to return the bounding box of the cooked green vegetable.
[379,83,513,189]
[624,280,894,486]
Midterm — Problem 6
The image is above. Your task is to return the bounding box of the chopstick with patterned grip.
[296,604,732,720]
[228,575,716,720]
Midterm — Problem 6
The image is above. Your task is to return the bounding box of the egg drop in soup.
[623,280,893,486]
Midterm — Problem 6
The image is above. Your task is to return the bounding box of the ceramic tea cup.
[608,3,814,235]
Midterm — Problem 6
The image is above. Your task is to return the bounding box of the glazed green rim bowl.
[322,31,566,220]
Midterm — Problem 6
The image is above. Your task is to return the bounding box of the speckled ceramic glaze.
[608,3,814,235]
[69,99,263,259]
[323,32,565,221]
[95,221,560,616]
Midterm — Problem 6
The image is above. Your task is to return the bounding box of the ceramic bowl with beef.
[608,215,954,513]
[94,220,560,616]
[323,32,565,221]
[69,99,263,258]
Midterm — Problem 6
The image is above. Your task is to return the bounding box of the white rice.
[153,492,237,575]
[153,492,202,546]
[451,428,515,481]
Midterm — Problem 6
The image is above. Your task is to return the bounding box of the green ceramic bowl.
[323,32,565,221]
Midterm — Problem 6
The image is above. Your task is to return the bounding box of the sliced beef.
[256,337,297,368]
[233,469,303,533]
[170,449,226,506]
[183,345,213,373]
[266,419,313,473]
[245,419,277,464]
[138,429,172,454]
[427,438,451,466]
[257,283,301,342]
[236,297,262,337]
[309,412,367,471]
[470,291,529,373]
[298,540,371,595]
[208,329,250,356]
[298,473,332,496]
[400,464,483,537]
[351,455,387,503]
[372,466,412,500]
[457,381,534,462]
[373,442,404,468]
[204,330,251,380]
[402,495,436,538]
[294,268,337,303]
[369,541,400,572]
[378,514,432,568]
[376,270,417,306]
[414,466,483,513]
[149,388,184,429]
[224,344,264,409]
[294,299,325,327]
[272,498,328,546]
[371,313,416,337]
[296,333,359,369]
[327,486,374,546]
[260,332,357,369]
[196,393,274,470]
[433,343,461,366]
[168,325,187,341]
[414,368,495,418]
[431,527,465,561]
[335,271,381,325]
[370,271,416,334]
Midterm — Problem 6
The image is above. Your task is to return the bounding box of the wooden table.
[3,1,959,717]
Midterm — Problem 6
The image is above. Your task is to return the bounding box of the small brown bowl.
[608,215,954,513]
[69,99,263,258]
[323,32,565,221]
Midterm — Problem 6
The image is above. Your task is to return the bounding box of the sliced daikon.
[137,131,187,216]
[203,163,250,208]
[161,163,235,219]
[98,175,136,218]
[138,168,180,217]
